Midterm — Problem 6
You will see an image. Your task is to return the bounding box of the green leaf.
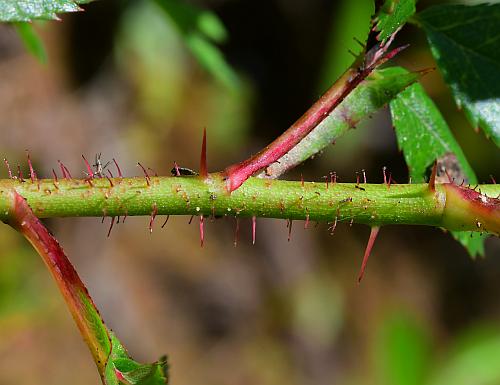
[390,78,485,256]
[153,0,239,89]
[105,333,169,385]
[374,0,416,42]
[0,0,91,22]
[14,22,47,63]
[417,4,500,147]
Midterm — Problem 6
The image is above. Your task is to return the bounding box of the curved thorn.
[161,215,170,228]
[137,162,150,186]
[82,155,94,179]
[112,158,123,178]
[26,150,37,183]
[358,226,380,283]
[107,217,115,237]
[52,168,59,183]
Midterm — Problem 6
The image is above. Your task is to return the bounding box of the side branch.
[223,41,409,192]
[0,176,498,234]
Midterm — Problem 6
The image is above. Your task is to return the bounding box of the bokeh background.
[1,0,499,384]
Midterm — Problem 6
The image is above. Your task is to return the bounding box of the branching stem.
[1,176,498,234]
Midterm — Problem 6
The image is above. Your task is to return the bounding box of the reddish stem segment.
[224,44,407,192]
[224,68,356,192]
[7,191,111,375]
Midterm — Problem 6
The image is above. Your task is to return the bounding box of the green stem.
[260,67,422,179]
[1,175,498,233]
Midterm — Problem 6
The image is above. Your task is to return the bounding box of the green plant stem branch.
[259,67,422,179]
[1,175,498,234]
[6,191,111,379]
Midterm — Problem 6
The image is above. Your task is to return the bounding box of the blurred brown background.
[0,0,499,384]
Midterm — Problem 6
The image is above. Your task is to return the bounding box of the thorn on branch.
[199,215,204,247]
[112,158,123,178]
[200,128,208,178]
[107,217,115,237]
[137,162,150,186]
[3,158,13,178]
[58,160,70,179]
[26,150,37,183]
[149,204,158,233]
[234,217,240,247]
[323,175,329,189]
[330,172,337,185]
[17,165,24,182]
[52,169,58,183]
[429,161,437,192]
[82,155,94,179]
[329,214,338,235]
[358,226,380,283]
[252,216,256,245]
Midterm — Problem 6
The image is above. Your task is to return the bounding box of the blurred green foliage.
[153,0,240,90]
[374,311,431,385]
[319,0,373,90]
